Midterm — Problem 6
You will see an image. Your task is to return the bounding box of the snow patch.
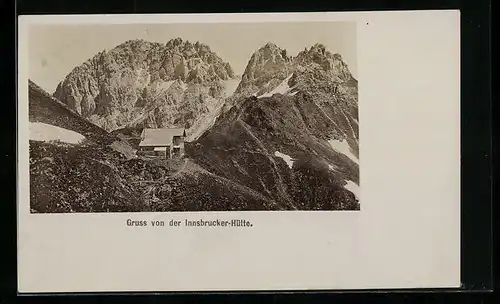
[222,78,240,97]
[274,151,294,169]
[327,138,359,165]
[30,122,86,144]
[343,180,359,200]
[258,74,295,98]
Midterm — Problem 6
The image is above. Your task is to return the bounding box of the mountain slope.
[28,80,275,212]
[29,80,142,212]
[29,80,111,144]
[189,43,360,210]
[190,94,359,210]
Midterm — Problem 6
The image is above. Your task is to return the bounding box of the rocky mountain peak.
[260,42,288,56]
[293,43,353,82]
[256,42,293,63]
[219,41,358,143]
[232,42,355,102]
[53,38,237,133]
[119,38,151,46]
[234,42,293,95]
[310,43,328,53]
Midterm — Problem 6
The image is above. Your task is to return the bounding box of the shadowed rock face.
[188,42,360,210]
[223,41,359,150]
[189,91,359,211]
[222,43,358,137]
[53,38,237,137]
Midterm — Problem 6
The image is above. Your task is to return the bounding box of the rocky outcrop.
[224,42,358,147]
[54,38,236,137]
[190,93,360,211]
[234,42,293,96]
[290,43,359,142]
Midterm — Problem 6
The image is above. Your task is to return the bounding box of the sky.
[29,22,357,94]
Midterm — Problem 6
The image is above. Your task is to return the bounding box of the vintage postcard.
[17,11,460,293]
[27,21,360,213]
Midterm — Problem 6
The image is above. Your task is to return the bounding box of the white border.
[18,11,460,292]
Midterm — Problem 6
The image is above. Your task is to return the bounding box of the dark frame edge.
[10,0,494,299]
[459,0,493,292]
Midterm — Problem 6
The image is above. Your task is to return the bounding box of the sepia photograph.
[28,22,360,213]
[18,12,462,293]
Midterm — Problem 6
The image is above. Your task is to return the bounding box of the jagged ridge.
[54,38,237,136]
[189,42,360,209]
